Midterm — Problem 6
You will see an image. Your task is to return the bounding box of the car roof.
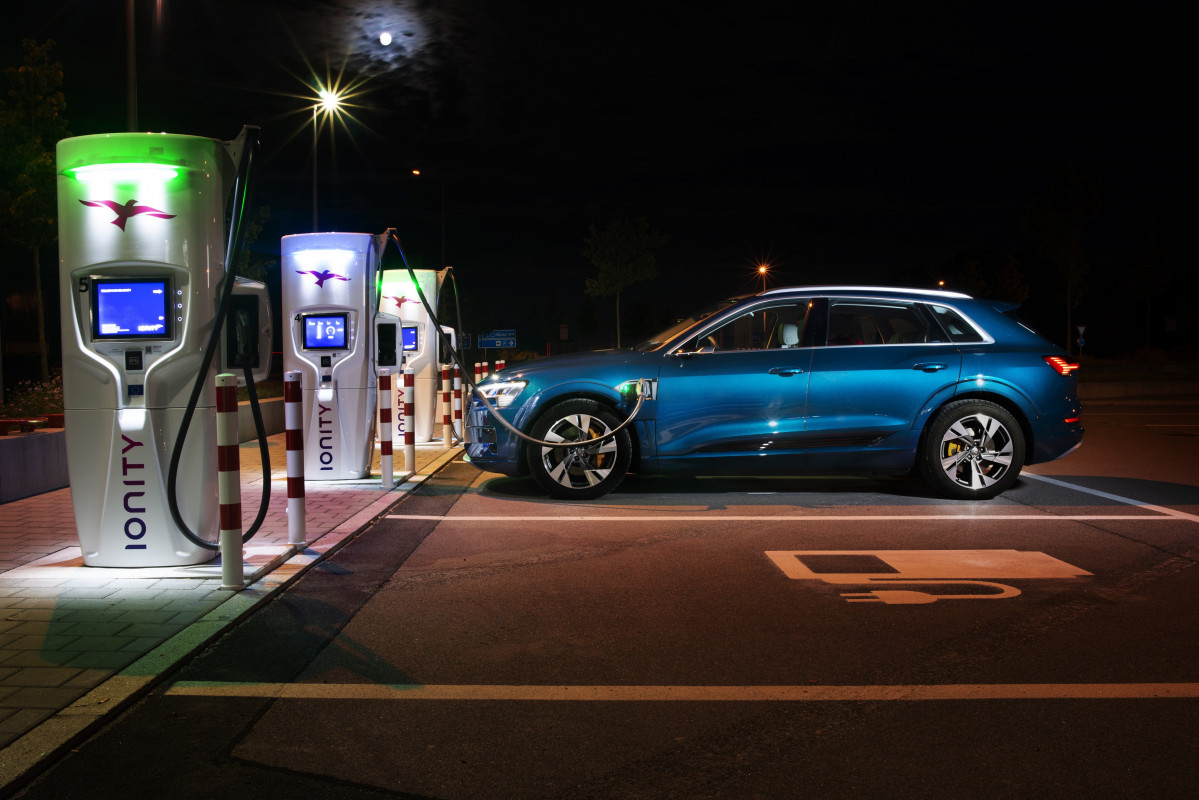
[759,285,973,300]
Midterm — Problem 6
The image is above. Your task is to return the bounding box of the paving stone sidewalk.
[0,433,459,789]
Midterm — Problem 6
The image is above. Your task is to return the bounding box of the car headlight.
[477,380,527,409]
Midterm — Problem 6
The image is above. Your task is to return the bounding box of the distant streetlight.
[758,264,769,293]
[411,168,447,267]
[312,86,344,232]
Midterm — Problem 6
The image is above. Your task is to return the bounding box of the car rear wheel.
[526,399,632,500]
[919,400,1025,500]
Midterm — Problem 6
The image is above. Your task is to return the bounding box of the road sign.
[489,329,516,338]
[479,336,516,349]
[459,332,471,348]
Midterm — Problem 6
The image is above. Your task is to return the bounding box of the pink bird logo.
[79,199,176,231]
[385,295,418,309]
[296,269,350,288]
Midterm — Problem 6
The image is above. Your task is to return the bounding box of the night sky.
[3,0,1192,355]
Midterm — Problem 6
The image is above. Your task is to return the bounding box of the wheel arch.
[515,389,644,474]
[918,388,1035,461]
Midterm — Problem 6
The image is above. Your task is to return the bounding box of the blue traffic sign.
[489,329,516,338]
[479,336,516,349]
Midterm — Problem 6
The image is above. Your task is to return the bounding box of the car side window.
[826,300,932,346]
[928,304,986,343]
[681,302,810,352]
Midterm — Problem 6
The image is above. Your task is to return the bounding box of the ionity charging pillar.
[57,132,247,567]
[281,232,385,479]
[378,267,445,443]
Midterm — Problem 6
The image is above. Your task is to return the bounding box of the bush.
[0,373,64,418]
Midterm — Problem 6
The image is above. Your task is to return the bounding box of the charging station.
[378,267,447,443]
[57,131,255,567]
[281,232,386,479]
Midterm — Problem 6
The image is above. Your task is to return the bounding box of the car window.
[634,296,744,351]
[826,300,932,346]
[679,302,811,353]
[928,304,986,343]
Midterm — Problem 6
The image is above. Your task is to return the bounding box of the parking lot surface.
[4,397,1199,798]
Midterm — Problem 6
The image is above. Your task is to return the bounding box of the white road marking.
[1023,473,1199,522]
[165,682,1199,701]
[387,514,1175,522]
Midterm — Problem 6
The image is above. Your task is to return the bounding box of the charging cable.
[166,126,271,550]
[386,231,647,448]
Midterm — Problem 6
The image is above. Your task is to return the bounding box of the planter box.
[0,429,68,503]
[0,398,284,504]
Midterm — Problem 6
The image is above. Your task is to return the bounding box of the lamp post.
[758,264,769,294]
[312,88,342,233]
[412,169,447,267]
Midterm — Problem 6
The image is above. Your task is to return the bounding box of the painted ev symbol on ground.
[765,550,1092,604]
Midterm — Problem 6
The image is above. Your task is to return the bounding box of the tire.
[525,399,632,500]
[919,399,1025,500]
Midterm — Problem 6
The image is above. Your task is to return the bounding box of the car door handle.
[768,367,804,377]
[912,362,948,373]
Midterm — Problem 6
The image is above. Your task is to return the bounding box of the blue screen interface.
[304,314,347,349]
[93,280,170,339]
[402,326,418,351]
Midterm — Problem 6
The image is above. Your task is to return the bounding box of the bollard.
[496,358,506,373]
[403,367,416,474]
[473,362,481,388]
[284,371,307,547]
[215,373,244,590]
[453,364,463,441]
[379,370,394,489]
[441,365,453,443]
[482,360,490,379]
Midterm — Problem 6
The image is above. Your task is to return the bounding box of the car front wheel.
[526,399,632,500]
[919,400,1025,500]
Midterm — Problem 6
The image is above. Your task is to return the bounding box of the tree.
[1025,163,1099,355]
[0,40,71,384]
[582,218,668,348]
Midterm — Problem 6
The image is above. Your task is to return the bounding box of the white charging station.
[378,267,447,443]
[281,232,387,479]
[57,131,251,567]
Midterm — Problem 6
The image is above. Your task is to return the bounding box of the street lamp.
[758,264,769,293]
[411,168,447,267]
[312,86,343,232]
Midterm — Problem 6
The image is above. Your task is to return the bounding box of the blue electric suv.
[464,286,1083,500]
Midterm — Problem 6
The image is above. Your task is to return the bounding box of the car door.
[804,297,962,471]
[654,299,813,473]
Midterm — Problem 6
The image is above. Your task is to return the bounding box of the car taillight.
[1043,355,1079,376]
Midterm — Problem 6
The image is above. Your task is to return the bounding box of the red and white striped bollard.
[440,365,453,443]
[215,373,244,590]
[453,364,463,442]
[403,367,416,474]
[284,371,306,547]
[379,370,394,489]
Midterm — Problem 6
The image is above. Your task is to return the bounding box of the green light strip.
[66,162,180,181]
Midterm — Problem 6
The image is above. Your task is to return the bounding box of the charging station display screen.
[402,326,418,352]
[92,279,171,340]
[303,314,348,349]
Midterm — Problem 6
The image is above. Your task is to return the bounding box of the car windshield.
[632,296,747,352]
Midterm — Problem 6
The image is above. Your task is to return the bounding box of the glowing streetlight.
[312,85,344,232]
[758,264,769,293]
